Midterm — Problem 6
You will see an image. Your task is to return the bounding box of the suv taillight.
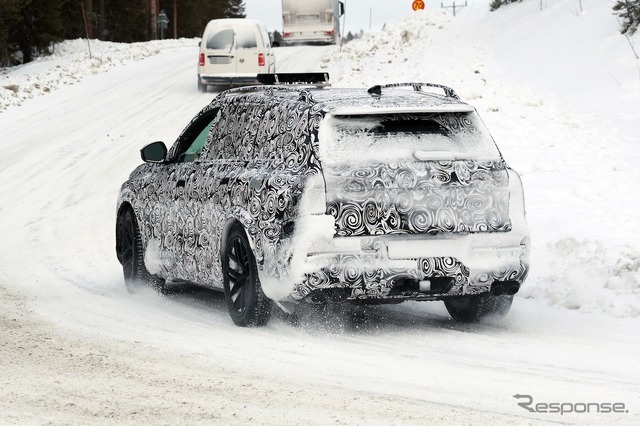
[258,53,265,67]
[199,53,205,67]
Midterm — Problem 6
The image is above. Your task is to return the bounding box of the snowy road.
[1,3,640,424]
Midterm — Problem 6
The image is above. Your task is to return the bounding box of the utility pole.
[99,0,105,39]
[84,0,93,38]
[440,1,467,17]
[173,0,178,39]
[150,0,158,40]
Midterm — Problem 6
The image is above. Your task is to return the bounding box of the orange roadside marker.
[412,0,425,11]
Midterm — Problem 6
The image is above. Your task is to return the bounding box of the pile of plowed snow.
[0,38,197,111]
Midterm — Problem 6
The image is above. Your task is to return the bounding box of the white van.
[197,19,276,91]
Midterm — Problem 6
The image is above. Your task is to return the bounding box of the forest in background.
[0,0,245,65]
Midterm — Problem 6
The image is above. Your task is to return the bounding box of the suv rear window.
[319,112,501,164]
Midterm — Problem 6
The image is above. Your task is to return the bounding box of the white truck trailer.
[281,0,344,45]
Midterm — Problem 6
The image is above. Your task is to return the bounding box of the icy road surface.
[1,4,640,425]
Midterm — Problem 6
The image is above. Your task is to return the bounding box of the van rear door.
[234,23,260,74]
[203,23,236,75]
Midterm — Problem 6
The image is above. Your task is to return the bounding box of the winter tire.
[116,208,165,293]
[444,294,513,323]
[223,224,272,327]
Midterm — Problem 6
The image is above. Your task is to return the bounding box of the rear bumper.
[293,231,530,302]
[282,31,336,45]
[256,169,531,305]
[198,74,258,87]
[258,214,530,304]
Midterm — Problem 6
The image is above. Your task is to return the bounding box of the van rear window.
[206,29,234,50]
[206,26,257,50]
[236,27,257,49]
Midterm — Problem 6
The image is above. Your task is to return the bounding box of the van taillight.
[199,53,205,66]
[324,30,335,35]
[283,32,292,37]
[258,53,265,67]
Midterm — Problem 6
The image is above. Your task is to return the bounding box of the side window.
[173,108,220,163]
[260,26,271,48]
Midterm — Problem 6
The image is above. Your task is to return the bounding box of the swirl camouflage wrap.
[117,85,530,304]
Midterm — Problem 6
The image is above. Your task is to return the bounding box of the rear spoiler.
[257,72,330,87]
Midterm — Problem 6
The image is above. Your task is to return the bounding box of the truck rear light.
[258,53,265,67]
[324,30,335,35]
[283,32,292,37]
[198,53,205,66]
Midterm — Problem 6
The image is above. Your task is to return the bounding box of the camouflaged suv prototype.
[116,74,530,326]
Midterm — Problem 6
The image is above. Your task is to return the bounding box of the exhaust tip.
[491,284,506,296]
[506,282,520,296]
[491,281,521,296]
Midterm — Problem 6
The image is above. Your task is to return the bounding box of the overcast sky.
[244,0,422,35]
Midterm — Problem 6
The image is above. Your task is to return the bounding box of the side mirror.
[339,1,345,16]
[140,141,167,163]
[198,40,201,47]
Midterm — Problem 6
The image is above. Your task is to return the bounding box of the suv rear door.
[317,111,512,237]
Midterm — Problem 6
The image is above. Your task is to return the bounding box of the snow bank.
[523,238,640,318]
[0,38,198,112]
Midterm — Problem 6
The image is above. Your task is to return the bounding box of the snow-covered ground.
[1,0,639,423]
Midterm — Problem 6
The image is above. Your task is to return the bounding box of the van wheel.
[222,224,272,326]
[444,294,513,323]
[197,80,207,92]
[116,208,165,293]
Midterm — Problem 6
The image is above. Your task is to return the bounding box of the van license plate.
[209,56,232,65]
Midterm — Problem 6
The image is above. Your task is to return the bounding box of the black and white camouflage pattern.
[117,87,529,303]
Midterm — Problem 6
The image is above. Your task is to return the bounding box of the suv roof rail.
[367,83,460,100]
[257,72,330,87]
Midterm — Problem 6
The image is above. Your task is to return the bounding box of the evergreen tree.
[613,0,640,35]
[59,0,86,40]
[225,0,246,18]
[10,0,63,63]
[175,0,224,38]
[105,0,149,42]
[489,0,521,12]
[271,29,283,46]
[0,0,20,66]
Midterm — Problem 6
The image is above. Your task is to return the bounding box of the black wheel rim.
[227,236,251,315]
[121,212,136,280]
